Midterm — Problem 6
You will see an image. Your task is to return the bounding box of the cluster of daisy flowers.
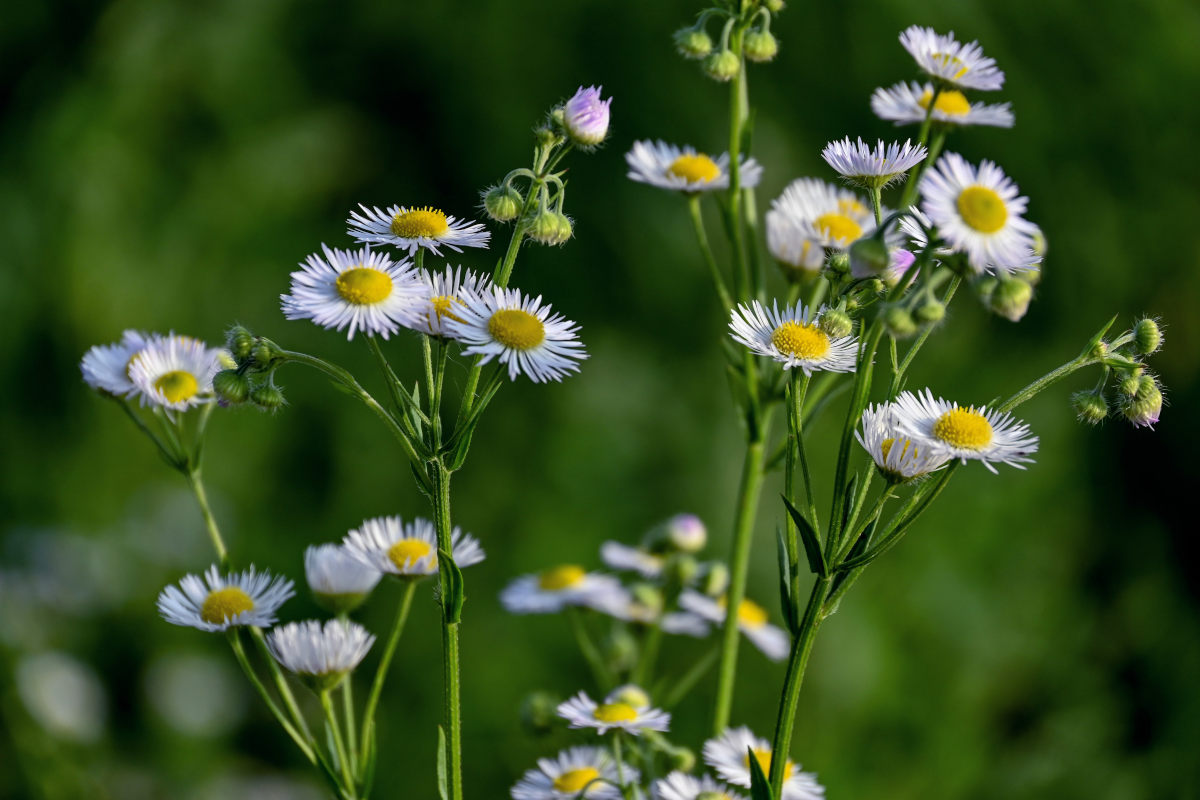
[81,330,229,412]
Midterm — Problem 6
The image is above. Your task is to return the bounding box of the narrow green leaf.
[438,549,465,624]
[447,423,476,471]
[747,746,776,800]
[361,719,378,795]
[841,473,859,533]
[774,525,797,633]
[437,725,449,800]
[782,495,827,577]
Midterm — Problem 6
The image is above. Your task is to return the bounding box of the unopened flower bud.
[764,0,786,11]
[666,514,706,552]
[534,126,561,148]
[1118,372,1141,397]
[849,236,889,278]
[562,85,612,148]
[826,251,850,276]
[669,747,698,773]
[886,248,917,286]
[228,326,253,362]
[1134,318,1162,355]
[674,27,713,59]
[700,562,729,597]
[818,309,854,339]
[704,50,740,82]
[553,213,573,244]
[915,300,945,325]
[483,184,522,222]
[251,384,285,411]
[743,30,778,63]
[1071,390,1108,425]
[520,691,560,736]
[213,369,250,404]
[527,210,569,246]
[607,684,651,710]
[884,307,918,339]
[990,278,1033,322]
[1121,375,1162,429]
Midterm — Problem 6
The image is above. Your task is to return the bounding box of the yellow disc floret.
[488,309,545,350]
[539,565,586,591]
[956,186,1008,233]
[390,207,449,239]
[736,598,769,628]
[388,538,433,569]
[201,587,254,625]
[932,407,993,450]
[430,295,465,325]
[336,267,393,305]
[554,767,601,793]
[918,89,971,116]
[154,370,199,404]
[593,702,638,723]
[667,154,721,184]
[815,212,864,244]
[932,53,970,80]
[744,748,794,781]
[771,321,831,361]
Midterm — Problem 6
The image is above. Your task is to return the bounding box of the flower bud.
[704,50,740,82]
[886,248,917,285]
[667,554,700,587]
[1134,318,1162,355]
[228,326,253,363]
[849,235,890,278]
[883,307,918,339]
[989,278,1033,322]
[818,309,854,339]
[562,85,612,148]
[743,30,778,63]
[483,184,522,222]
[826,251,850,276]
[674,27,713,59]
[607,684,651,710]
[764,0,786,11]
[915,300,945,325]
[1118,372,1141,397]
[534,126,561,148]
[665,513,706,552]
[1071,390,1108,425]
[213,369,250,404]
[700,562,729,597]
[251,384,285,412]
[519,691,561,736]
[553,213,574,244]
[1121,375,1162,429]
[668,747,698,773]
[527,210,568,246]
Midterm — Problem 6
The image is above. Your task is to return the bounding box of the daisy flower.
[157,565,294,632]
[765,178,901,259]
[304,544,382,612]
[704,727,824,800]
[891,389,1039,472]
[654,772,748,800]
[500,566,625,614]
[729,301,858,375]
[589,586,712,637]
[625,140,763,193]
[80,329,157,398]
[679,590,789,661]
[445,286,587,383]
[821,137,927,190]
[266,619,374,690]
[129,334,225,411]
[281,244,427,340]
[348,204,490,256]
[409,265,492,337]
[871,81,1013,128]
[341,516,484,579]
[600,542,664,578]
[511,746,629,800]
[899,25,1005,92]
[557,691,670,736]
[856,403,951,483]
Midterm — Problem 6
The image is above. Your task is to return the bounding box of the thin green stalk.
[567,607,616,690]
[359,580,418,761]
[366,336,428,436]
[792,372,816,522]
[431,465,463,800]
[612,731,630,798]
[687,195,734,312]
[116,399,180,467]
[320,689,356,797]
[870,186,883,226]
[726,33,750,298]
[250,627,314,742]
[834,486,892,565]
[184,469,229,570]
[888,275,961,398]
[227,631,315,763]
[1000,355,1094,413]
[342,669,358,778]
[898,87,941,209]
[631,621,664,687]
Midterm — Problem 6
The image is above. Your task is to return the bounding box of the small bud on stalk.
[527,210,571,246]
[818,309,854,339]
[915,300,945,324]
[1121,375,1162,429]
[228,326,254,363]
[674,27,713,59]
[483,184,523,222]
[1071,390,1108,425]
[990,278,1033,322]
[1134,318,1162,355]
[884,307,918,339]
[764,0,786,11]
[743,30,779,63]
[213,369,250,404]
[561,85,612,148]
[699,562,729,597]
[704,50,740,82]
[826,251,851,277]
[251,384,286,412]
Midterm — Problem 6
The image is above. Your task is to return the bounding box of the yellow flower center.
[815,212,863,244]
[154,370,199,404]
[718,596,769,628]
[932,407,993,450]
[744,748,794,781]
[837,198,866,216]
[918,89,971,116]
[538,565,586,591]
[553,767,601,793]
[430,295,465,325]
[667,154,721,184]
[200,587,254,625]
[593,702,638,723]
[388,538,433,569]
[931,52,970,80]
[336,267,393,305]
[956,186,1008,233]
[770,321,831,361]
[488,309,545,350]
[390,207,449,239]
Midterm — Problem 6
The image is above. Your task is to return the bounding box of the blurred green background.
[2,0,1198,797]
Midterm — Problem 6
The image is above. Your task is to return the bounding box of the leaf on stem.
[438,549,465,624]
[774,525,798,633]
[782,495,827,577]
[747,746,776,800]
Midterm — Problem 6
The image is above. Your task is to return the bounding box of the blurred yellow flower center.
[931,53,970,80]
[771,322,831,361]
[201,587,254,624]
[837,198,866,216]
[932,407,993,450]
[488,309,545,350]
[718,596,769,628]
[918,89,971,116]
[744,748,793,781]
[593,702,637,723]
[391,207,449,238]
[956,186,1007,233]
[430,295,465,325]
[539,565,586,591]
[553,767,600,793]
[388,538,433,569]
[336,268,393,305]
[667,154,721,183]
[154,371,198,403]
[815,212,863,243]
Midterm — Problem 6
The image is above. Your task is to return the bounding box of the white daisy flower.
[625,140,763,193]
[821,137,927,190]
[266,619,374,690]
[445,286,587,383]
[767,217,826,274]
[129,334,225,411]
[901,207,1039,275]
[729,301,858,375]
[654,772,748,800]
[891,389,1039,472]
[871,81,1014,128]
[80,329,157,398]
[557,691,671,736]
[589,587,712,638]
[919,153,1039,274]
[600,542,664,578]
[856,403,951,483]
[341,515,485,579]
[500,566,625,614]
[347,204,490,256]
[766,178,901,255]
[899,25,1005,92]
[511,746,629,800]
[409,265,492,337]
[703,727,824,800]
[157,565,295,633]
[304,544,382,612]
[281,244,428,340]
[679,590,789,661]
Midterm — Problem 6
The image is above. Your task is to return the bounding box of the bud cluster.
[215,326,288,412]
[1072,318,1166,428]
[675,1,783,82]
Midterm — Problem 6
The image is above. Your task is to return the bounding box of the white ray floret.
[408,265,492,337]
[679,590,789,661]
[157,565,294,633]
[856,403,951,482]
[557,691,671,736]
[305,544,382,597]
[128,334,225,411]
[600,542,664,578]
[625,140,763,193]
[766,178,899,255]
[871,81,1014,128]
[81,329,158,398]
[500,566,625,614]
[266,619,374,683]
[511,746,630,800]
[348,204,490,256]
[821,137,927,189]
[729,301,858,375]
[342,515,484,579]
[588,587,711,638]
[899,25,1005,92]
[654,772,748,800]
[446,286,587,383]
[703,726,825,800]
[891,389,1039,472]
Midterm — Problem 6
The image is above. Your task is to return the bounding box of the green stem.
[888,275,961,398]
[1000,355,1094,413]
[184,468,229,570]
[227,631,315,763]
[688,195,734,312]
[342,673,358,779]
[116,399,181,468]
[320,689,356,797]
[631,621,664,687]
[726,37,750,299]
[661,645,720,708]
[250,627,314,742]
[898,87,941,209]
[870,186,883,226]
[431,465,463,800]
[366,336,428,434]
[359,580,417,763]
[567,607,615,690]
[792,373,816,522]
[612,731,630,799]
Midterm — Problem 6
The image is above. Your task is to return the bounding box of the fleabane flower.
[899,25,1005,92]
[599,542,664,578]
[341,515,484,579]
[654,772,748,800]
[157,565,294,632]
[679,590,788,661]
[266,619,374,691]
[919,153,1039,274]
[892,389,1039,472]
[511,746,630,800]
[500,566,624,614]
[563,85,612,147]
[304,544,382,613]
[81,329,157,399]
[588,586,712,637]
[729,301,858,375]
[557,691,670,736]
[766,179,900,267]
[856,403,951,482]
[129,334,226,411]
[625,140,763,193]
[348,204,490,256]
[821,137,927,190]
[871,81,1014,128]
[703,727,825,800]
[446,286,587,383]
[408,265,492,337]
[281,244,428,340]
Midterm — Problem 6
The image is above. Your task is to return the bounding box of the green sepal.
[781,495,827,577]
[437,725,449,800]
[438,549,465,624]
[774,525,798,633]
[747,745,776,800]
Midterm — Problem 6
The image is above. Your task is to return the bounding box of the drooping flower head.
[872,81,1014,128]
[703,726,825,800]
[562,86,612,147]
[157,565,294,632]
[626,140,763,193]
[821,137,927,190]
[891,389,1039,472]
[348,204,490,256]
[342,515,484,579]
[899,25,1005,91]
[129,334,226,411]
[266,619,374,691]
[557,691,671,736]
[729,301,858,375]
